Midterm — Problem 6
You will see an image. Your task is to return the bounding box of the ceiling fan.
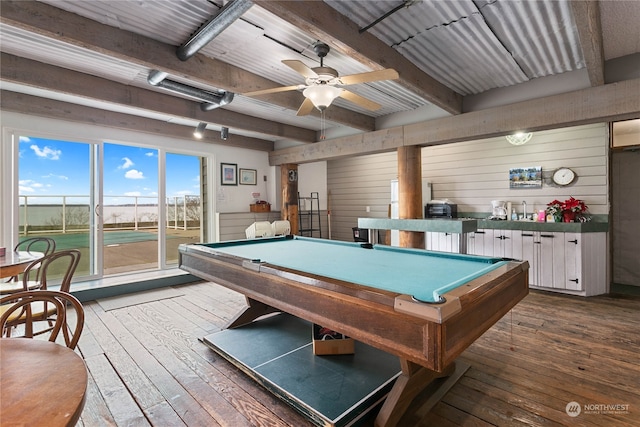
[243,42,399,116]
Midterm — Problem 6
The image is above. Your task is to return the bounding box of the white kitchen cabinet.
[491,229,522,259]
[426,232,459,253]
[520,231,607,296]
[560,232,607,294]
[467,229,493,256]
[520,231,562,288]
[435,223,607,296]
[563,233,581,291]
[468,228,522,259]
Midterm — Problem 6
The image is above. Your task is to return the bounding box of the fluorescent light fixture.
[506,132,533,145]
[303,85,343,111]
[193,122,206,139]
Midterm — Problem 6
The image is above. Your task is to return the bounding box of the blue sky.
[19,137,200,203]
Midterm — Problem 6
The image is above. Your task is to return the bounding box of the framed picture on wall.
[239,168,257,185]
[221,163,237,186]
[509,166,542,189]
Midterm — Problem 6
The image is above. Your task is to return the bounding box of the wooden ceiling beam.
[254,0,463,116]
[270,78,640,165]
[1,53,314,143]
[0,0,374,132]
[571,1,605,86]
[1,91,275,151]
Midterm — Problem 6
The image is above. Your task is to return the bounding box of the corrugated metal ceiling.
[325,0,583,95]
[2,0,636,142]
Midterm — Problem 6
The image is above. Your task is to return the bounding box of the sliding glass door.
[17,135,204,281]
[102,143,159,275]
[165,153,202,265]
[18,136,95,278]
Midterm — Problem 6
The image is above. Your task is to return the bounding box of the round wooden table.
[0,338,88,426]
[0,251,44,279]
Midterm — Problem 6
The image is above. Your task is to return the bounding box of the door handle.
[568,239,578,244]
[95,204,100,217]
[569,278,579,284]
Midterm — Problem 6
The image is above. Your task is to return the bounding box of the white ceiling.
[1,0,639,144]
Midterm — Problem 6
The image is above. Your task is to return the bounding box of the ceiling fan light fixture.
[506,131,533,145]
[303,85,343,111]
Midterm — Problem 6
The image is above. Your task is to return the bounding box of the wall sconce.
[506,132,533,146]
[221,126,229,140]
[193,122,206,139]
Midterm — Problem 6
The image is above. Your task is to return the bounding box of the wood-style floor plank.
[76,284,640,426]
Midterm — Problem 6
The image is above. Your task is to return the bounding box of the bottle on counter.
[511,209,518,221]
[538,210,546,222]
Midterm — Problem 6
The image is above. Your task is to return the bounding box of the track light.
[221,127,229,140]
[194,122,206,139]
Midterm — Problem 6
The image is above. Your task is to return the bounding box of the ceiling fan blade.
[243,85,302,97]
[283,60,318,79]
[296,97,315,116]
[339,90,382,111]
[339,68,399,86]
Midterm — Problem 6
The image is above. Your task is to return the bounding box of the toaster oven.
[425,202,457,219]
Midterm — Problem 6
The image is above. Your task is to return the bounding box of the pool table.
[179,235,529,426]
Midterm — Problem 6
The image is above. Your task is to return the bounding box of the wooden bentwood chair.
[0,290,85,349]
[1,237,57,293]
[15,249,81,293]
[0,250,82,346]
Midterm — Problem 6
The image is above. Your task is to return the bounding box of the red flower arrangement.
[546,197,588,222]
[562,197,588,214]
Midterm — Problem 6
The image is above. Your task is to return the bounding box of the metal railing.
[19,195,201,235]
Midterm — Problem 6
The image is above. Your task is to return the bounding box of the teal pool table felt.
[200,236,507,303]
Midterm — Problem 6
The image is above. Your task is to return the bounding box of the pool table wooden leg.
[375,360,456,427]
[225,298,280,329]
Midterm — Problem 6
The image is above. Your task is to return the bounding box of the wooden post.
[281,164,299,235]
[398,146,424,248]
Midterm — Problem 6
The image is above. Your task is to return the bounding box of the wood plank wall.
[327,153,398,242]
[327,123,609,242]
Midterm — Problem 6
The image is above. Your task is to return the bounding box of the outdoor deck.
[76,282,640,426]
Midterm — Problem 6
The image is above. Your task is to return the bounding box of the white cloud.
[145,152,155,157]
[30,144,61,160]
[124,191,141,197]
[175,190,194,195]
[19,179,40,193]
[119,157,134,169]
[19,136,31,143]
[42,173,68,180]
[124,169,144,179]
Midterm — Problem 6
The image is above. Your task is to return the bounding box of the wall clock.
[552,167,576,186]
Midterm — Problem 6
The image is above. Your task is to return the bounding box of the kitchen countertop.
[476,219,608,232]
[358,217,609,234]
[358,218,478,234]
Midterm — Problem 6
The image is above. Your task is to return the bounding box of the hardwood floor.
[76,283,640,426]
